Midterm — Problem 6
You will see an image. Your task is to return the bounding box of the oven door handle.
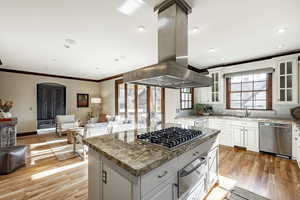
[180,159,206,177]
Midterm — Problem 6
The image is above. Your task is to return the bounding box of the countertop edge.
[84,129,220,177]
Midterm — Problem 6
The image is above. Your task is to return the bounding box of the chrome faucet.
[245,107,251,118]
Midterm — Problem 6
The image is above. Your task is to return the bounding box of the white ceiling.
[0,0,300,80]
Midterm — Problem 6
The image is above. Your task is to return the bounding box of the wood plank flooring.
[0,134,299,200]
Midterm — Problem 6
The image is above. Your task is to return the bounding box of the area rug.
[228,187,270,200]
[46,136,83,161]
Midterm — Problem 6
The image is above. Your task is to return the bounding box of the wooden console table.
[0,118,17,148]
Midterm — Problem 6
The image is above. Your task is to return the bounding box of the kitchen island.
[84,123,220,200]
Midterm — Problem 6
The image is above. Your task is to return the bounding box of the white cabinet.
[102,163,132,200]
[208,71,223,104]
[232,125,259,152]
[245,127,259,152]
[142,175,177,200]
[232,125,245,147]
[207,147,218,189]
[276,59,298,104]
[213,119,233,147]
[294,124,300,167]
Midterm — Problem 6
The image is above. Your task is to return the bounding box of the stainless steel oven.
[178,154,207,199]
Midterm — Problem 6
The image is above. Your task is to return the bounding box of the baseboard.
[17,131,37,137]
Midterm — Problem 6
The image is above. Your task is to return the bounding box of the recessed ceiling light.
[138,25,145,32]
[278,44,285,49]
[64,44,70,49]
[192,27,199,33]
[65,38,76,45]
[277,27,287,34]
[209,48,216,52]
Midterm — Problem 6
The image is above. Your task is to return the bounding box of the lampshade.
[91,97,101,104]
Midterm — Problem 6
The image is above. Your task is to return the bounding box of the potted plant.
[194,104,205,115]
[0,99,13,118]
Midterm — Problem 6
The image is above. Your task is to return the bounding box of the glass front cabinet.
[208,71,223,104]
[277,59,298,104]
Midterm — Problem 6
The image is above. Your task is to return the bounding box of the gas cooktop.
[137,127,205,149]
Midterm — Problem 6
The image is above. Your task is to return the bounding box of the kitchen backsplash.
[210,103,299,119]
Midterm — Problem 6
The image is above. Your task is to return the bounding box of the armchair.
[56,115,79,136]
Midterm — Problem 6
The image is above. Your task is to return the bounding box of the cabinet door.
[277,60,298,104]
[207,147,218,189]
[297,141,300,167]
[232,126,244,147]
[208,72,223,104]
[245,127,259,152]
[142,175,177,200]
[102,163,132,200]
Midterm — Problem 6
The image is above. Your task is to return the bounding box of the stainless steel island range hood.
[123,0,212,89]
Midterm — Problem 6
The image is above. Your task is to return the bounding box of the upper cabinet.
[208,71,223,104]
[276,59,298,104]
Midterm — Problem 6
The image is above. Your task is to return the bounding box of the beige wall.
[0,71,100,133]
[99,78,119,115]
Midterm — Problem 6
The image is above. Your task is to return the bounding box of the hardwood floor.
[0,134,299,200]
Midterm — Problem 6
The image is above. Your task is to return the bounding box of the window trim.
[226,73,272,110]
[180,88,194,110]
[115,79,165,125]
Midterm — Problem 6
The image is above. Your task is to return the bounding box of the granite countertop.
[83,123,220,177]
[176,115,299,124]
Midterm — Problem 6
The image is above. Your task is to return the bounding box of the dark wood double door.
[37,83,66,129]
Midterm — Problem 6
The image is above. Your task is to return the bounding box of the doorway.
[37,83,66,129]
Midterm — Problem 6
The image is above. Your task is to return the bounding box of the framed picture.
[77,94,89,108]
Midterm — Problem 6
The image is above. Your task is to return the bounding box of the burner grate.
[137,127,204,148]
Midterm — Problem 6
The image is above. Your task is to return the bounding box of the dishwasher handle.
[259,123,291,129]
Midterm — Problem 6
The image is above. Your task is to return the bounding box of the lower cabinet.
[232,125,245,147]
[102,163,132,200]
[142,175,177,200]
[207,147,218,189]
[232,125,259,152]
[245,127,259,151]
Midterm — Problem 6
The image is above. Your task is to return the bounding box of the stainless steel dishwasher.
[259,122,292,158]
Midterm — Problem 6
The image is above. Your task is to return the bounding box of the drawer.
[232,120,258,128]
[141,158,178,197]
[177,136,218,170]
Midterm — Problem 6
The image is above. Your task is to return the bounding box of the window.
[226,73,272,110]
[180,88,194,110]
[115,80,165,127]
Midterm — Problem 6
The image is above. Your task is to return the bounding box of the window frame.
[180,88,194,110]
[226,73,272,110]
[115,79,165,125]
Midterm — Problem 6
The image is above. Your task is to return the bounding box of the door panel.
[102,163,132,200]
[232,126,244,147]
[245,127,259,151]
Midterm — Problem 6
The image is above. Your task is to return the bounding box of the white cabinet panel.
[142,175,177,200]
[245,127,259,152]
[207,147,218,188]
[102,163,132,200]
[232,125,244,147]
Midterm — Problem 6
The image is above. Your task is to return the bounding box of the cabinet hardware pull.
[158,171,168,178]
[172,184,178,200]
[102,170,107,184]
